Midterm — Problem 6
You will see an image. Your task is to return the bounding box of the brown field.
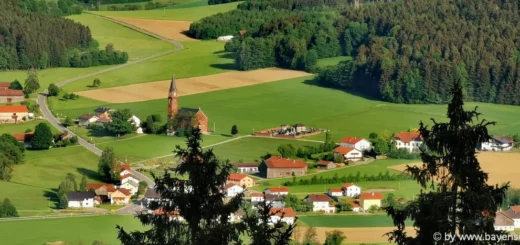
[112,17,197,41]
[389,152,520,188]
[77,68,312,103]
[293,227,416,244]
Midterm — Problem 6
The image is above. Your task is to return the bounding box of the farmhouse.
[232,163,259,173]
[67,192,95,208]
[12,132,34,148]
[167,75,209,133]
[120,174,139,185]
[222,184,244,197]
[394,131,423,152]
[481,136,515,151]
[120,181,139,195]
[333,146,363,161]
[317,160,335,169]
[259,156,308,179]
[94,107,112,119]
[0,105,29,121]
[340,136,372,152]
[294,123,306,133]
[359,192,383,210]
[95,117,112,125]
[349,200,361,212]
[144,188,161,202]
[229,209,245,223]
[342,183,361,197]
[264,187,289,196]
[78,114,99,126]
[250,193,264,202]
[109,188,132,205]
[328,188,343,197]
[120,164,132,176]
[227,173,254,188]
[503,206,520,228]
[495,211,515,231]
[0,85,24,104]
[268,207,296,225]
[305,194,335,213]
[86,183,116,203]
[265,194,285,208]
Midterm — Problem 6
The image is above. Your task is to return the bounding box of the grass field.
[59,41,233,92]
[298,214,413,228]
[316,56,352,68]
[97,0,196,10]
[167,0,208,9]
[0,120,59,135]
[95,2,240,21]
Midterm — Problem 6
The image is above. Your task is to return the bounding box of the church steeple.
[167,74,178,118]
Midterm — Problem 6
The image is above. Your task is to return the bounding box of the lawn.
[0,215,144,245]
[97,0,196,10]
[95,2,240,21]
[68,14,172,60]
[59,41,234,92]
[316,56,352,68]
[298,214,413,228]
[0,120,59,135]
[0,147,102,216]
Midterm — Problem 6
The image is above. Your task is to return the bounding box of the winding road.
[37,13,185,188]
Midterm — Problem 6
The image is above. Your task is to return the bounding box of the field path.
[37,13,186,188]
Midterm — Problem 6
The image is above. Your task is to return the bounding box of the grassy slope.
[60,41,233,92]
[98,0,196,10]
[95,1,240,20]
[167,0,208,9]
[298,214,413,228]
[316,56,352,68]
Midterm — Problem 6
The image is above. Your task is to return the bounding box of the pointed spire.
[169,74,176,93]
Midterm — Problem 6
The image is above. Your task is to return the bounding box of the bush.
[25,128,32,133]
[70,136,78,145]
[48,83,60,96]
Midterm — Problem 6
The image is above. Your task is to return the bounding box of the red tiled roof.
[340,136,364,144]
[333,146,357,155]
[59,132,69,140]
[78,114,95,120]
[0,82,11,87]
[120,174,133,180]
[11,132,34,142]
[0,105,28,113]
[266,187,289,193]
[510,206,520,212]
[86,183,116,192]
[342,183,356,188]
[264,156,307,168]
[317,160,333,166]
[394,132,422,143]
[224,183,239,190]
[228,173,248,181]
[269,207,296,217]
[306,194,331,202]
[118,188,132,196]
[495,136,515,144]
[0,89,24,96]
[359,192,384,200]
[121,164,131,171]
[349,200,361,208]
[329,188,343,193]
[251,193,264,197]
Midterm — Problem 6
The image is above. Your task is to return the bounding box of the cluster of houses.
[67,164,140,208]
[78,107,143,134]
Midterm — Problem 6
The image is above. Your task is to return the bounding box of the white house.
[342,183,361,197]
[481,136,515,151]
[78,114,99,126]
[120,174,140,185]
[128,115,143,134]
[268,207,296,225]
[495,211,515,231]
[264,187,289,196]
[340,136,372,151]
[305,194,335,213]
[109,189,132,205]
[250,193,264,202]
[333,146,363,161]
[217,35,234,41]
[232,163,259,173]
[328,188,343,197]
[223,184,244,197]
[119,181,139,195]
[67,192,95,208]
[394,132,423,153]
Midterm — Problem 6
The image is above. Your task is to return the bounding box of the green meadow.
[97,0,196,11]
[316,56,352,68]
[298,214,413,228]
[0,120,59,135]
[95,2,240,20]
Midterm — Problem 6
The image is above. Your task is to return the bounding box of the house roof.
[269,207,296,217]
[317,160,333,166]
[179,107,201,114]
[329,188,343,193]
[121,164,131,171]
[349,200,361,208]
[232,162,259,168]
[0,82,11,87]
[78,114,96,120]
[0,89,24,96]
[0,105,28,113]
[59,132,69,140]
[510,206,520,212]
[306,194,331,202]
[94,107,111,113]
[266,187,289,193]
[504,208,520,219]
[251,193,264,198]
[228,173,248,181]
[340,136,364,144]
[120,174,134,180]
[144,188,160,199]
[265,194,283,202]
[359,192,384,200]
[493,136,515,144]
[118,188,132,196]
[333,146,357,155]
[264,156,307,169]
[11,132,34,142]
[342,183,357,188]
[68,191,95,201]
[394,132,422,143]
[86,183,117,192]
[239,30,247,35]
[224,183,240,190]
[496,211,515,227]
[123,181,139,188]
[153,209,181,216]
[96,118,112,123]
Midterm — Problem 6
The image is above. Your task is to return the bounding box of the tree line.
[19,0,83,16]
[282,171,412,187]
[208,0,240,5]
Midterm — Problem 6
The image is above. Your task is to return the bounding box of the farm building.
[264,187,289,196]
[333,146,363,161]
[167,75,209,133]
[120,164,132,176]
[12,132,34,148]
[232,162,259,173]
[222,184,244,197]
[259,156,307,179]
[394,131,423,152]
[144,188,161,204]
[495,211,515,231]
[227,173,254,188]
[340,136,372,151]
[359,192,383,210]
[67,192,95,208]
[328,188,343,197]
[294,123,306,133]
[229,209,245,223]
[342,183,361,197]
[265,194,285,208]
[119,181,139,195]
[268,208,296,225]
[78,114,99,126]
[0,105,29,121]
[128,115,143,134]
[151,209,185,222]
[0,84,24,104]
[481,136,515,151]
[85,183,116,203]
[109,188,132,205]
[305,194,335,213]
[317,160,335,169]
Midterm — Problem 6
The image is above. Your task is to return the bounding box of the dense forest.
[189,0,520,105]
[19,0,84,16]
[0,0,128,70]
[208,0,240,5]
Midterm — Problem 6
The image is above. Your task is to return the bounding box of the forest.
[208,0,240,5]
[189,0,520,105]
[19,0,83,16]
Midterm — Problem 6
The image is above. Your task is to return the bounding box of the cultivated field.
[389,152,520,188]
[112,17,197,41]
[294,226,416,244]
[76,68,311,103]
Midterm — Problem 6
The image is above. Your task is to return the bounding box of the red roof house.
[228,173,248,181]
[265,187,289,194]
[12,132,34,142]
[359,192,384,200]
[260,156,308,178]
[269,207,296,217]
[394,132,422,143]
[0,105,29,113]
[340,136,364,144]
[263,156,307,168]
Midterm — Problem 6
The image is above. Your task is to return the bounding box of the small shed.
[217,35,234,42]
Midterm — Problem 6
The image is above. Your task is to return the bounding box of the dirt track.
[77,68,312,103]
[389,152,520,188]
[112,17,197,41]
[293,227,416,244]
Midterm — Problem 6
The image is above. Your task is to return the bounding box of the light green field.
[0,120,59,135]
[0,147,102,216]
[68,14,172,60]
[97,0,195,10]
[167,0,208,9]
[316,56,352,68]
[95,1,240,20]
[298,214,413,228]
[60,41,234,92]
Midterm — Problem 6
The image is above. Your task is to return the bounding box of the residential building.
[340,136,372,152]
[0,105,29,121]
[120,181,139,195]
[120,174,139,185]
[294,123,306,133]
[481,136,515,151]
[120,164,132,176]
[359,192,383,210]
[85,183,117,199]
[495,211,515,231]
[394,132,423,153]
[144,188,161,203]
[232,163,259,173]
[0,86,24,104]
[259,156,308,179]
[264,187,289,196]
[223,184,244,197]
[269,207,296,225]
[78,114,99,126]
[227,173,254,188]
[305,194,335,213]
[95,117,112,125]
[317,160,335,169]
[349,201,361,212]
[110,189,132,205]
[342,183,361,197]
[265,194,285,208]
[328,188,343,197]
[333,146,363,161]
[67,192,95,208]
[503,206,520,228]
[94,107,112,119]
[250,193,264,202]
[12,132,34,148]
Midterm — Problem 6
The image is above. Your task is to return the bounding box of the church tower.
[167,75,178,119]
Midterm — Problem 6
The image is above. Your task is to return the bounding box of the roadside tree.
[48,83,60,96]
[24,69,40,94]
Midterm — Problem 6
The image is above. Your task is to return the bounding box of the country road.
[36,14,185,188]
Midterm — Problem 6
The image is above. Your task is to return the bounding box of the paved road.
[36,14,185,188]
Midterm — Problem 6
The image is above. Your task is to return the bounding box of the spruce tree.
[385,81,509,245]
[0,198,18,217]
[98,147,121,183]
[80,175,87,191]
[30,122,53,149]
[24,69,40,94]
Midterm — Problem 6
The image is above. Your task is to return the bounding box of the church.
[167,75,209,133]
